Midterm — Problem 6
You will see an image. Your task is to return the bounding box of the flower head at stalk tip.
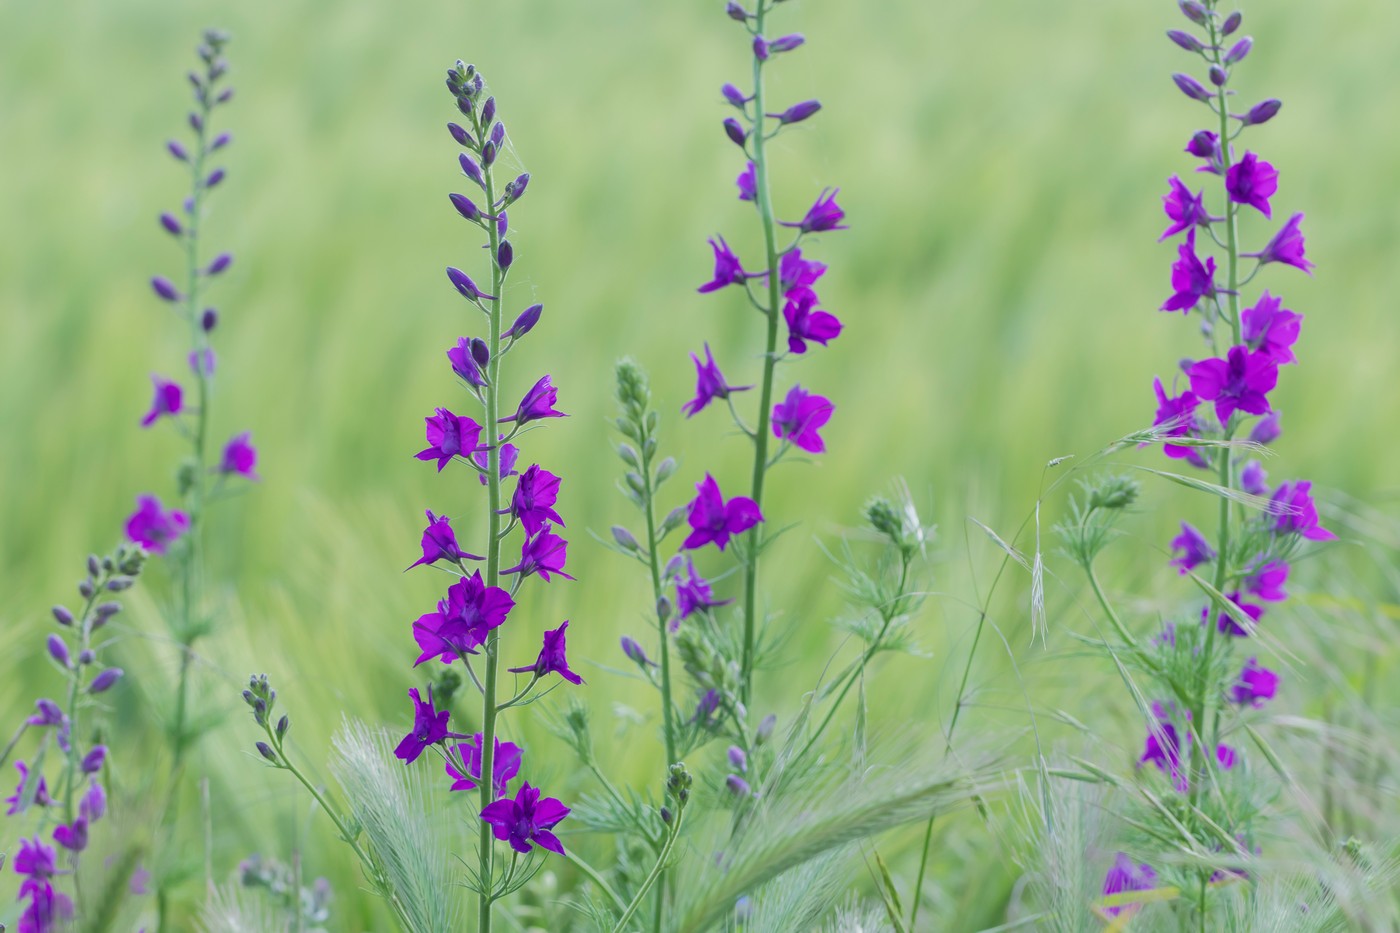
[681,474,763,552]
[736,161,756,201]
[1159,175,1219,241]
[412,571,515,665]
[1225,151,1279,218]
[140,375,184,427]
[508,620,583,684]
[683,343,752,417]
[504,375,567,424]
[1243,559,1289,601]
[407,510,483,570]
[1232,657,1280,707]
[1241,291,1302,365]
[1161,228,1217,312]
[1270,480,1335,541]
[697,235,751,293]
[1168,521,1215,574]
[503,526,575,582]
[782,286,843,354]
[510,464,566,536]
[446,734,523,795]
[673,558,731,627]
[393,686,458,764]
[1243,213,1313,274]
[416,407,485,472]
[1186,345,1278,424]
[1102,853,1157,918]
[219,431,259,480]
[771,384,834,453]
[1203,591,1265,637]
[124,494,191,555]
[780,188,847,233]
[479,782,570,855]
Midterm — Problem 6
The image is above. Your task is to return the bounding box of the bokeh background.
[2,0,1398,928]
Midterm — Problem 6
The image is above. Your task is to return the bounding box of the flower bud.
[1249,411,1281,445]
[449,193,484,222]
[504,173,530,204]
[727,745,748,772]
[1221,11,1243,35]
[611,526,641,551]
[753,36,770,61]
[1224,37,1252,65]
[205,168,226,188]
[490,122,505,148]
[481,96,497,126]
[497,211,508,237]
[94,601,121,626]
[482,140,497,166]
[654,457,677,484]
[621,636,651,666]
[446,266,495,301]
[160,212,184,236]
[1178,0,1208,25]
[776,100,821,124]
[497,240,514,271]
[725,2,749,21]
[447,122,474,147]
[723,117,748,147]
[756,713,777,744]
[276,715,290,740]
[459,153,484,187]
[52,605,74,626]
[657,595,672,625]
[456,95,475,118]
[151,276,181,303]
[1166,30,1205,53]
[47,634,70,667]
[211,131,232,151]
[105,577,133,592]
[167,140,189,162]
[721,83,748,108]
[660,806,673,825]
[504,304,542,339]
[1171,73,1212,102]
[78,580,95,599]
[89,668,124,693]
[770,34,805,53]
[725,774,752,798]
[216,87,234,104]
[465,337,490,369]
[1239,98,1282,126]
[202,308,218,332]
[1208,65,1228,87]
[78,649,95,665]
[81,746,107,774]
[256,741,277,762]
[206,253,233,275]
[189,112,204,132]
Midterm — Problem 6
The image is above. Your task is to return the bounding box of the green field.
[3,0,1398,928]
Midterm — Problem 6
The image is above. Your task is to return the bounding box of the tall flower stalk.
[1057,1,1329,923]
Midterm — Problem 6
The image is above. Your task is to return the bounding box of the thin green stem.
[741,0,783,707]
[612,811,685,933]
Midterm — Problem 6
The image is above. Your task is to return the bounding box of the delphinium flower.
[1080,2,1334,919]
[3,545,146,927]
[394,61,578,930]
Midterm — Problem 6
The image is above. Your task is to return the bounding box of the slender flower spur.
[395,61,578,930]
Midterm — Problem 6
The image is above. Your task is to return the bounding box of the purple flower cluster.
[394,61,573,871]
[6,545,144,927]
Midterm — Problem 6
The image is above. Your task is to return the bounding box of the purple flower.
[189,347,216,376]
[151,275,182,302]
[1161,228,1217,312]
[446,734,523,795]
[726,774,752,797]
[782,286,843,354]
[472,437,520,486]
[81,746,107,774]
[503,526,575,582]
[674,558,731,625]
[1216,744,1237,770]
[47,634,69,668]
[510,465,566,536]
[416,407,484,472]
[1243,560,1289,601]
[219,431,259,479]
[1225,151,1278,218]
[774,99,822,125]
[1238,98,1282,127]
[1169,521,1216,574]
[446,265,497,301]
[1151,377,1204,462]
[1241,461,1269,496]
[407,510,483,570]
[89,668,123,693]
[504,304,543,340]
[1187,345,1278,424]
[1203,591,1265,637]
[694,689,722,725]
[1186,130,1222,172]
[682,474,763,552]
[1102,853,1157,918]
[1241,291,1302,365]
[508,620,583,684]
[412,571,515,665]
[1270,480,1336,541]
[1159,175,1217,241]
[736,162,756,202]
[1243,213,1314,274]
[80,781,105,822]
[140,376,184,427]
[27,699,65,728]
[53,818,89,852]
[721,84,749,109]
[447,337,489,388]
[479,782,570,855]
[778,248,828,291]
[1249,411,1282,445]
[780,188,847,233]
[393,686,454,764]
[723,117,748,147]
[5,762,51,816]
[505,375,567,424]
[18,880,73,933]
[1140,707,1186,789]
[125,494,190,555]
[697,236,751,293]
[772,385,834,453]
[683,343,752,417]
[1231,657,1280,707]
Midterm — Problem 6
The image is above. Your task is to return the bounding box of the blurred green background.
[2,0,1398,928]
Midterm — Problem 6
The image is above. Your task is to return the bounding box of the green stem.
[476,106,506,933]
[612,811,685,933]
[640,425,675,930]
[741,0,783,708]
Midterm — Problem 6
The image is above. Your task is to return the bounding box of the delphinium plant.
[1048,0,1346,925]
[239,61,586,932]
[2,543,147,931]
[123,28,255,925]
